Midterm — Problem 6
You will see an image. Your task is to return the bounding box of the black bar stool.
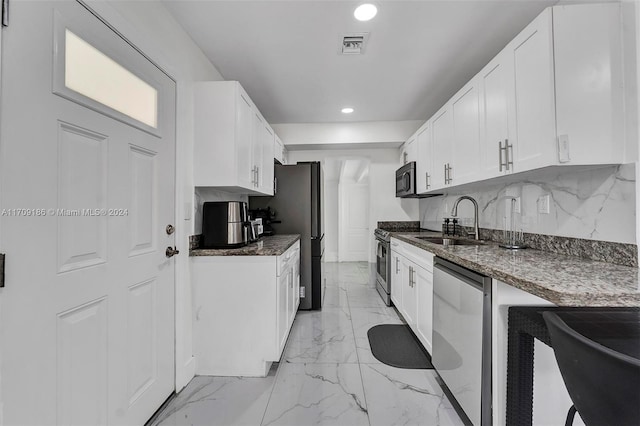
[543,312,640,426]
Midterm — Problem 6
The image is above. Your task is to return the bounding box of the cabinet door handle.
[447,164,452,184]
[443,164,447,184]
[409,266,413,287]
[499,141,504,172]
[425,173,430,189]
[506,139,513,171]
[395,257,400,273]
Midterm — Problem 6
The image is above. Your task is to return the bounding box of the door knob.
[166,246,180,258]
[166,224,175,235]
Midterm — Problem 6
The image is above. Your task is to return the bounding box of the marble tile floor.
[151,262,464,426]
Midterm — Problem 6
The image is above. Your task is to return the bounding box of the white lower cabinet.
[191,241,300,377]
[415,265,433,353]
[390,238,434,354]
[400,256,417,329]
[390,241,403,307]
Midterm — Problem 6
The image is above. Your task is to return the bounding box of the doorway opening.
[328,157,371,262]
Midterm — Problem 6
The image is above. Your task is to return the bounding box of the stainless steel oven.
[374,229,391,306]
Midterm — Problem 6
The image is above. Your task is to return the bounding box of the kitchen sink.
[416,236,485,246]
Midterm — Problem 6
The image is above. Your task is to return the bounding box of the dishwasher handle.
[434,257,491,292]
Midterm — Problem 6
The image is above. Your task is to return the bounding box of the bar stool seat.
[543,312,640,426]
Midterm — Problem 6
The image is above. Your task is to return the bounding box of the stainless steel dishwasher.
[433,257,492,426]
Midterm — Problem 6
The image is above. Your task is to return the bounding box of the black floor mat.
[367,324,434,369]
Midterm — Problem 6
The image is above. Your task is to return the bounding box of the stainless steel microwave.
[396,161,418,198]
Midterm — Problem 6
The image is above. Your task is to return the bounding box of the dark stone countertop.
[390,231,640,307]
[190,234,300,257]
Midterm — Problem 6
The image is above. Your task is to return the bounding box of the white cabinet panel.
[390,249,402,307]
[451,78,481,185]
[415,264,433,354]
[253,112,275,195]
[508,8,556,173]
[237,92,254,189]
[479,53,513,179]
[416,122,432,194]
[403,137,417,164]
[277,268,290,353]
[553,3,626,165]
[401,257,417,329]
[274,134,287,165]
[431,105,453,189]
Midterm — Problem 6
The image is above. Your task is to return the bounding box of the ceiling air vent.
[341,33,368,55]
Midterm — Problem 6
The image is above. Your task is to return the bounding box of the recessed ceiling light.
[341,107,354,114]
[354,4,377,22]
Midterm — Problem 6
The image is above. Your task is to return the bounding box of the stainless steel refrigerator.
[249,162,324,310]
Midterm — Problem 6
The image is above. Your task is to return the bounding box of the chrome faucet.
[451,196,480,240]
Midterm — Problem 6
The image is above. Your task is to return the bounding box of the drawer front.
[391,238,434,272]
[277,240,300,276]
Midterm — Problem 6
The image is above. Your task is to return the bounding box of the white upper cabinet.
[253,113,275,195]
[194,81,274,195]
[431,104,453,189]
[553,3,626,165]
[451,77,482,186]
[415,122,432,193]
[508,8,557,173]
[274,134,287,165]
[416,3,629,194]
[479,52,513,179]
[402,137,417,164]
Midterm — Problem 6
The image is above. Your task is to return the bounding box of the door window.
[64,29,157,128]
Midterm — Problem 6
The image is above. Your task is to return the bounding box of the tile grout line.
[346,264,373,426]
[259,320,294,426]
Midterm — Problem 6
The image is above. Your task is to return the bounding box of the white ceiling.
[164,0,558,124]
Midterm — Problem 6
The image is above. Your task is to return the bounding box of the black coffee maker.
[248,207,280,236]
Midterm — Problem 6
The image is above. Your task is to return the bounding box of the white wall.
[288,149,419,263]
[86,0,224,391]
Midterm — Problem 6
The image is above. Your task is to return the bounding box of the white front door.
[0,1,176,424]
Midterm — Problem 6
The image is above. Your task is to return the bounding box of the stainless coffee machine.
[202,201,255,248]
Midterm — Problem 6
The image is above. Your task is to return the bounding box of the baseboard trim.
[176,356,196,393]
[324,252,339,262]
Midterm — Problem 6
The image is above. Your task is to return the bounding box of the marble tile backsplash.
[420,164,636,244]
